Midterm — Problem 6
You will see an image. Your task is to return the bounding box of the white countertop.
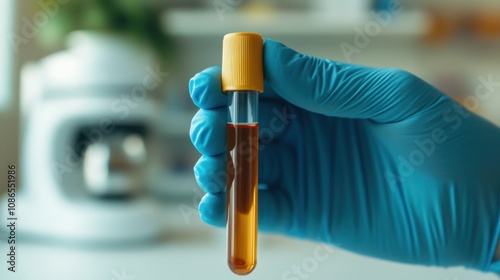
[1,203,498,280]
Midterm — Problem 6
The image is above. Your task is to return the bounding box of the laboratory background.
[1,0,500,279]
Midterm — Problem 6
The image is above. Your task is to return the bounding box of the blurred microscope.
[3,32,168,243]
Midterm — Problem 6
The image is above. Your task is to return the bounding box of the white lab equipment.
[1,31,167,243]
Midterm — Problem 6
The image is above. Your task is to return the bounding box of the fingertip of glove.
[189,109,226,156]
[188,75,197,98]
[189,71,205,106]
[189,112,203,147]
[193,155,226,194]
[189,112,210,155]
[199,194,225,227]
[189,66,225,109]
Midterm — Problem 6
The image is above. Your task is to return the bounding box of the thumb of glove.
[263,39,448,123]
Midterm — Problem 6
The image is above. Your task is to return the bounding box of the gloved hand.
[189,39,500,271]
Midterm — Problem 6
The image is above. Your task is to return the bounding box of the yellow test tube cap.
[222,32,264,93]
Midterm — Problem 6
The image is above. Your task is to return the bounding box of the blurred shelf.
[163,9,430,37]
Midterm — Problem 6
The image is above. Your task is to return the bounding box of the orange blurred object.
[424,10,500,43]
[469,11,500,38]
[424,12,456,43]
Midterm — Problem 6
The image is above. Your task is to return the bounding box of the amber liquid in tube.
[226,123,258,275]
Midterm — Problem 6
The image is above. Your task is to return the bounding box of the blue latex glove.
[189,39,500,271]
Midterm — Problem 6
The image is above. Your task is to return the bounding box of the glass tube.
[226,90,258,275]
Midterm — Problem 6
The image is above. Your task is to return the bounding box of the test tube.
[221,32,263,275]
